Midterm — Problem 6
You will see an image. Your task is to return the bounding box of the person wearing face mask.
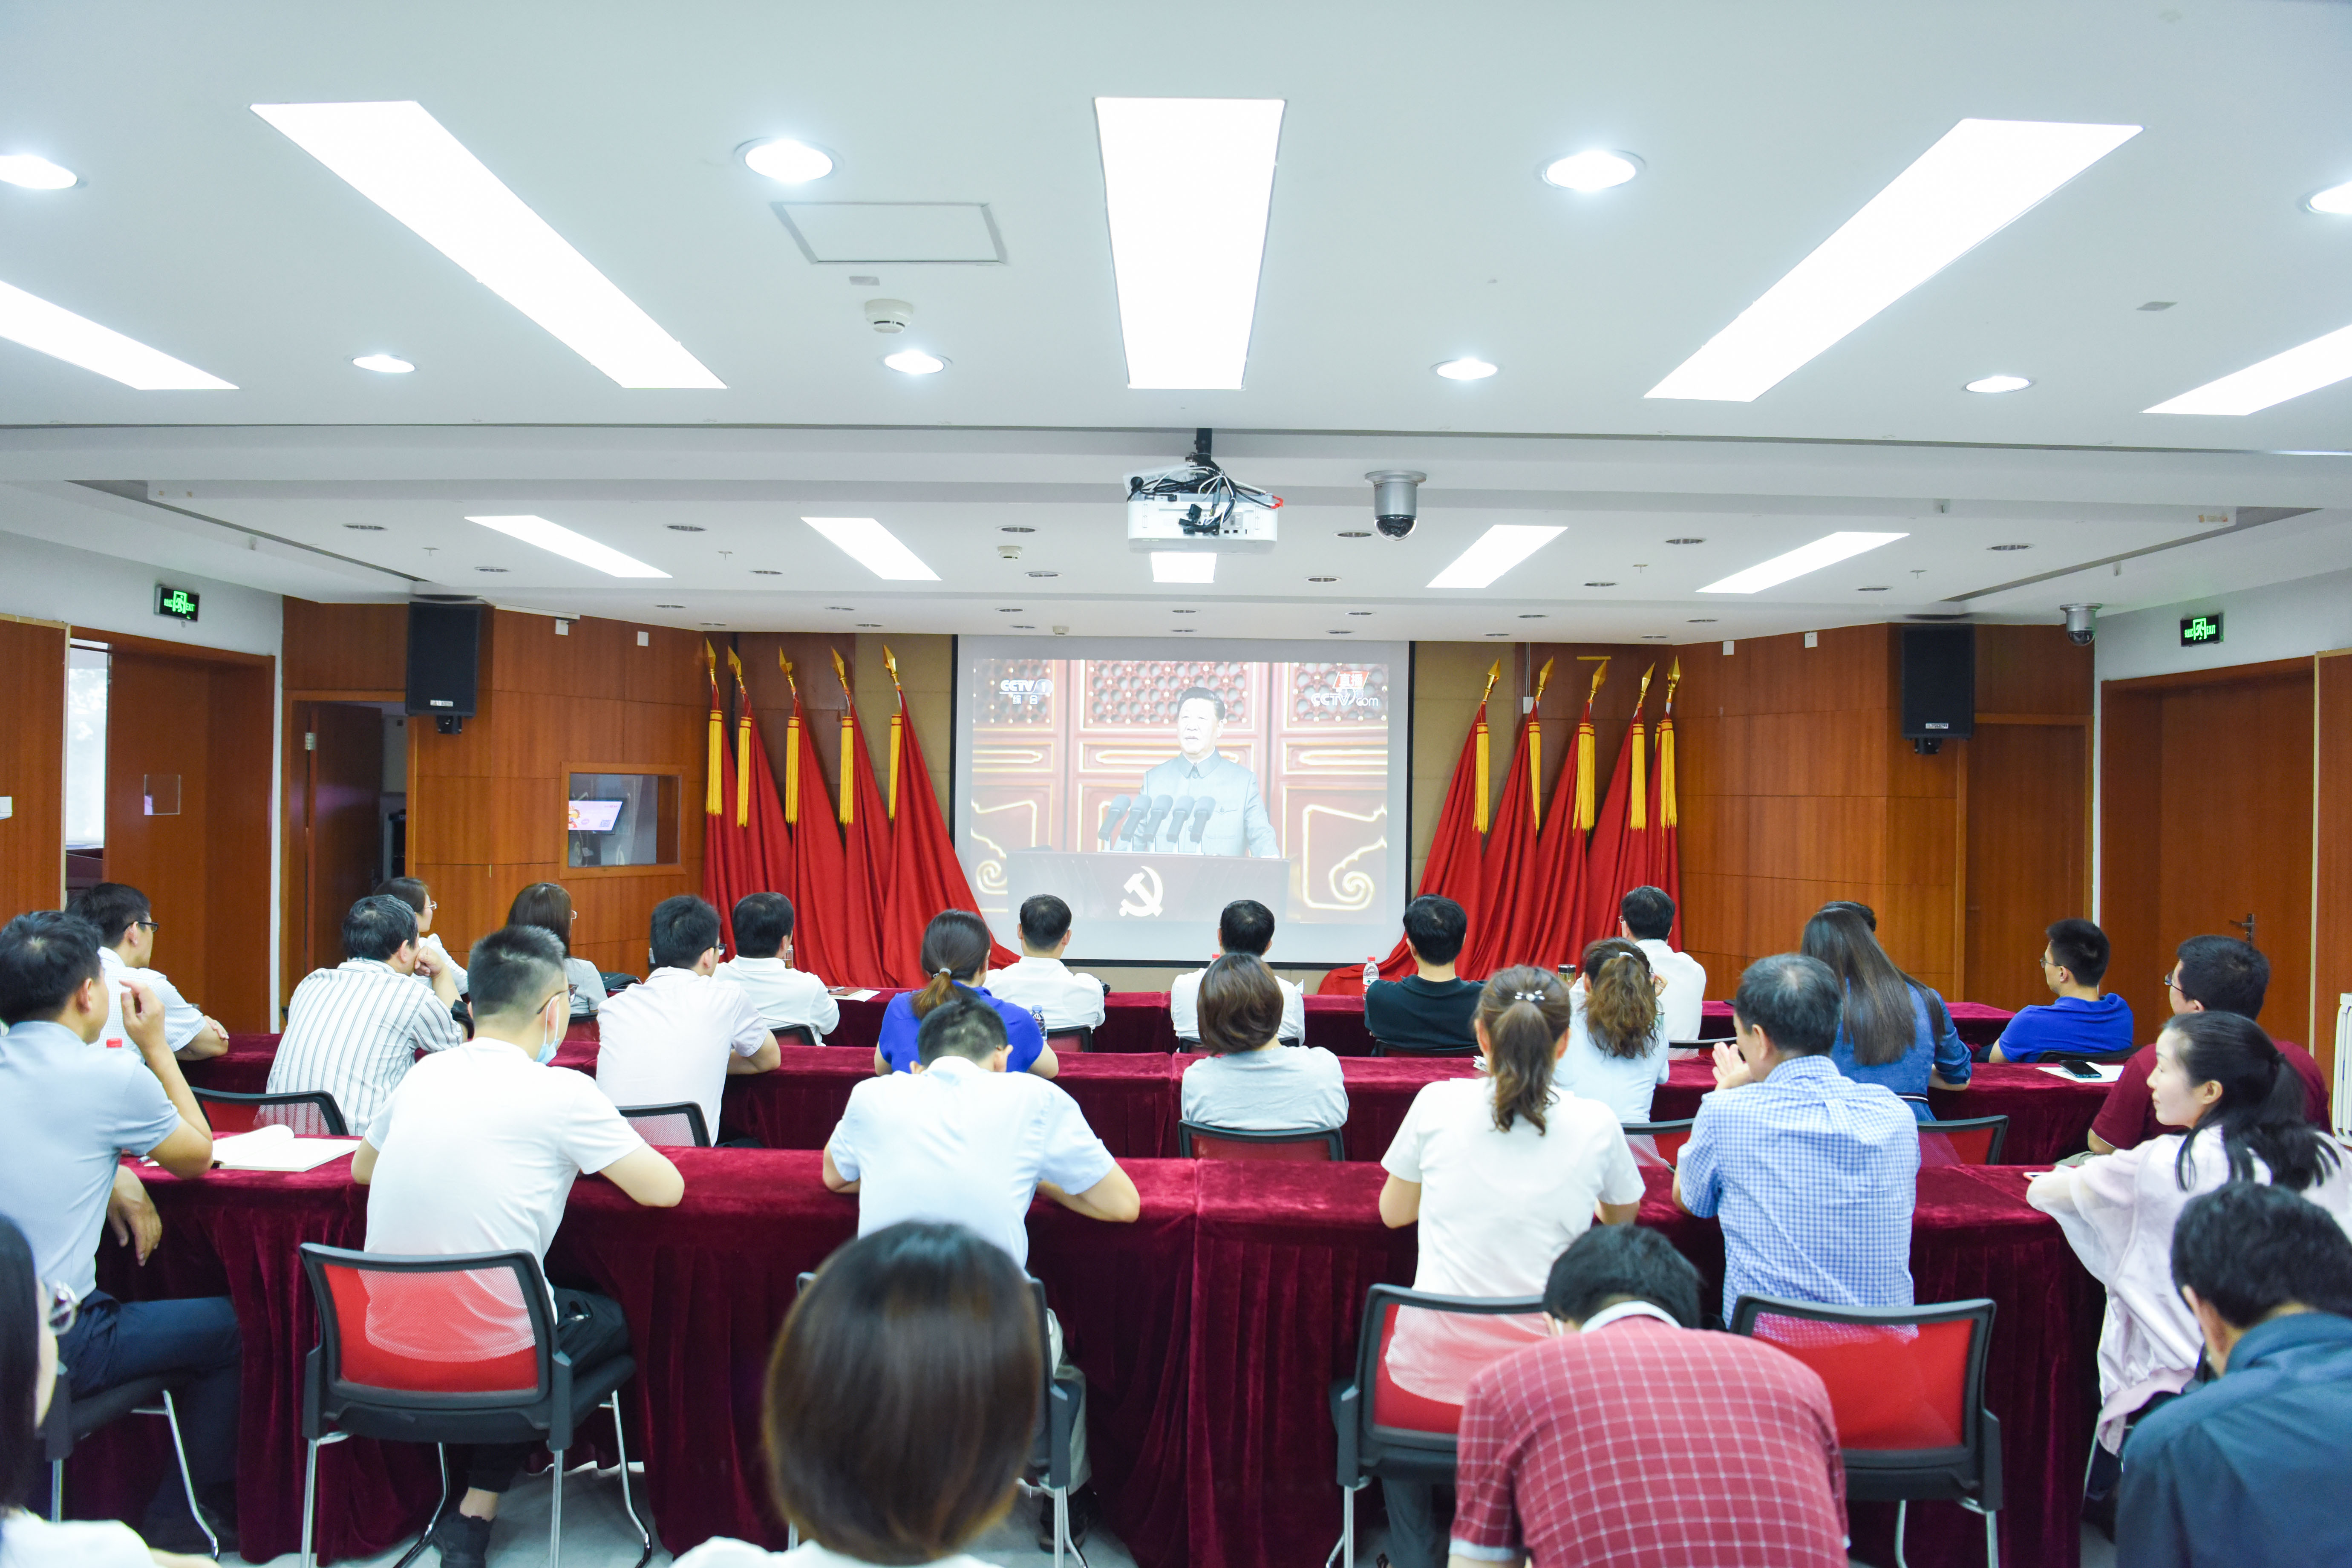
[352,924,684,1568]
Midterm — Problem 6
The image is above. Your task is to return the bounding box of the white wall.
[2095,565,2352,683]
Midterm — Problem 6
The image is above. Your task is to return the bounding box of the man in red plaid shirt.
[1447,1226,1848,1568]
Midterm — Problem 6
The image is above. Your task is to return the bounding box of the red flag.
[1647,659,1683,948]
[1580,664,1656,955]
[831,649,894,988]
[1463,660,1553,980]
[877,647,1017,986]
[776,654,852,987]
[1506,658,1602,973]
[1319,660,1499,994]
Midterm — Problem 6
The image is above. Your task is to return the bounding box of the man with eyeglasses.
[66,881,228,1061]
[0,910,240,1551]
[2086,935,2332,1155]
[1989,918,2134,1064]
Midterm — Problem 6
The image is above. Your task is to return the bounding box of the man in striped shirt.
[266,894,464,1133]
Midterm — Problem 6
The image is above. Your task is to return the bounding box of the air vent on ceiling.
[772,202,1007,264]
[1906,612,1971,621]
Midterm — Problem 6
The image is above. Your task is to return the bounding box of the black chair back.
[616,1103,711,1147]
[1336,1283,1545,1482]
[1177,1121,1344,1161]
[1917,1114,2011,1166]
[1369,1038,1477,1058]
[193,1087,350,1137]
[1046,1025,1094,1053]
[775,1024,820,1047]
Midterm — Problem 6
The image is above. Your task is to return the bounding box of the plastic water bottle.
[1362,956,1379,989]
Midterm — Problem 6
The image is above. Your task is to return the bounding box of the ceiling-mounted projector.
[1125,428,1280,553]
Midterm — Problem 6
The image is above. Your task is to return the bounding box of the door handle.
[2229,912,2256,948]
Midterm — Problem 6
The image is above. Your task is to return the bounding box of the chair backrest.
[193,1087,350,1138]
[617,1102,711,1147]
[1351,1283,1546,1451]
[1623,1118,1695,1169]
[1917,1114,2009,1167]
[1177,1121,1343,1162]
[300,1243,555,1408]
[1370,1038,1477,1058]
[1729,1294,1994,1460]
[1046,1025,1094,1052]
[775,1024,819,1047]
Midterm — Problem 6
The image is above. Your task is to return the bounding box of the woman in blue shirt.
[873,910,1058,1078]
[1801,906,1970,1118]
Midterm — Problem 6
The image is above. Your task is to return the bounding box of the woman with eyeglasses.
[507,883,603,1018]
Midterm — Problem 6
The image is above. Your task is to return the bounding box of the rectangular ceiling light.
[0,277,234,389]
[253,101,722,389]
[1699,531,1907,593]
[1648,118,2140,402]
[467,515,669,578]
[802,516,939,581]
[1095,97,1285,390]
[2147,321,2352,415]
[1151,551,1217,584]
[1427,525,1566,590]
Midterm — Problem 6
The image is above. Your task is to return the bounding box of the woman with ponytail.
[2031,1011,2352,1462]
[1375,966,1645,1568]
[872,911,1056,1079]
[1558,938,1672,1123]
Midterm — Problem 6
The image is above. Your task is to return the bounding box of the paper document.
[2036,1062,2124,1084]
[829,988,880,1001]
[210,1125,362,1172]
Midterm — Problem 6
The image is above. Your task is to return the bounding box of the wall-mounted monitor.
[567,799,625,833]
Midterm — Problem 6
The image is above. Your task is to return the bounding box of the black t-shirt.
[1364,974,1483,1051]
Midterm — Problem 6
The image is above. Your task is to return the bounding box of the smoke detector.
[863,298,914,334]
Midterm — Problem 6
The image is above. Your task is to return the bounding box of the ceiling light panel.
[1095,97,1285,390]
[1151,551,1217,583]
[253,101,722,389]
[1698,531,1906,593]
[1648,118,2139,402]
[467,515,669,577]
[1428,525,1565,589]
[2146,321,2352,415]
[0,154,77,190]
[802,516,939,580]
[0,278,234,389]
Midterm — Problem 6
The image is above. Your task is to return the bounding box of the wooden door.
[104,654,213,994]
[301,703,384,981]
[1965,722,2091,1011]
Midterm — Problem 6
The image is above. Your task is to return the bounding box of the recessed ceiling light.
[666,524,706,532]
[801,516,938,580]
[1434,357,1499,380]
[476,566,508,573]
[253,101,722,389]
[1584,580,1617,587]
[1429,524,1566,589]
[1965,374,2033,394]
[352,353,414,373]
[740,138,836,184]
[1152,551,1216,584]
[468,514,670,577]
[1699,530,1906,593]
[1095,96,1284,389]
[1308,574,1338,582]
[1647,118,2139,403]
[1989,543,2031,551]
[1541,150,1641,192]
[1857,585,1891,591]
[2147,321,2352,415]
[884,348,946,375]
[1027,570,1059,579]
[1666,536,1705,545]
[2306,180,2352,216]
[0,154,78,190]
[1338,530,1372,538]
[342,523,386,531]
[751,568,781,575]
[0,277,236,389]
[1000,526,1035,534]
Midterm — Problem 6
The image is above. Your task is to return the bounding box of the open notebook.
[208,1124,362,1173]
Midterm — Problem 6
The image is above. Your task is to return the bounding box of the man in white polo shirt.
[67,882,228,1061]
[355,924,685,1568]
[597,895,777,1144]
[1619,885,1706,1043]
[1171,899,1303,1046]
[266,893,464,1133]
[987,894,1108,1035]
[712,891,838,1043]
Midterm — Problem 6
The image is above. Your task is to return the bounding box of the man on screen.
[1135,686,1281,858]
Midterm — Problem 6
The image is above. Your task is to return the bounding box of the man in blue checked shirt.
[1675,953,1920,1325]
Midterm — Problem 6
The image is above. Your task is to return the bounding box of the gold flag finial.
[1533,656,1555,703]
[830,647,852,705]
[726,644,744,680]
[779,648,798,697]
[883,644,902,690]
[1663,657,1681,706]
[702,639,715,679]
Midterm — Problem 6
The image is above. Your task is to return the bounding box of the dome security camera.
[1366,470,1426,539]
[2062,603,2099,646]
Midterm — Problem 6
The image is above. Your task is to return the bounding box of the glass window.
[567,772,680,868]
[65,646,108,850]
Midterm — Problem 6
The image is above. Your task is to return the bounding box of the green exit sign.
[2180,612,2224,647]
[154,584,200,624]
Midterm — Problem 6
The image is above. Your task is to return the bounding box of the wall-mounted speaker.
[1900,625,1974,752]
[405,602,481,732]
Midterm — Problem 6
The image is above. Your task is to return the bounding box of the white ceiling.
[2,1,2350,638]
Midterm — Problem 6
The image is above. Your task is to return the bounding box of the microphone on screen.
[1137,793,1176,845]
[1098,795,1133,847]
[1167,796,1194,844]
[1115,797,1152,847]
[1187,796,1216,843]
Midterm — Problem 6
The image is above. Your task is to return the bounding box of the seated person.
[1677,954,1921,1325]
[1450,1225,1848,1568]
[1364,895,1482,1052]
[1171,898,1304,1046]
[1799,904,1969,1116]
[266,893,465,1133]
[1558,937,1671,1124]
[597,895,778,1141]
[354,925,683,1568]
[1617,884,1707,1042]
[508,880,604,1017]
[874,911,1056,1078]
[825,996,1138,1548]
[713,892,839,1042]
[372,875,467,994]
[0,911,236,1552]
[987,894,1107,1033]
[1179,953,1346,1132]
[2118,1182,2352,1566]
[66,882,228,1060]
[670,1221,1044,1568]
[1990,917,2134,1063]
[2090,936,2331,1154]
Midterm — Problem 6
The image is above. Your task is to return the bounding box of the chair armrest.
[1331,1381,1361,1484]
[300,1346,323,1441]
[1046,1375,1082,1490]
[547,1348,576,1454]
[1977,1409,2003,1513]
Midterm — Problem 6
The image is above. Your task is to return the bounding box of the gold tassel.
[888,710,902,820]
[830,648,855,827]
[702,641,722,817]
[781,651,801,826]
[1527,656,1553,833]
[1628,724,1648,830]
[725,648,750,827]
[1473,658,1500,834]
[1575,715,1596,830]
[1658,657,1680,829]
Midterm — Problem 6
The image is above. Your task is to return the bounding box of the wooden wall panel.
[284,599,405,692]
[2313,652,2352,1087]
[1965,722,2091,1011]
[105,654,214,992]
[0,618,66,916]
[2099,686,2166,1039]
[204,663,274,1030]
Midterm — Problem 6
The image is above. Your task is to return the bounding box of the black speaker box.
[1900,625,1975,742]
[405,602,482,722]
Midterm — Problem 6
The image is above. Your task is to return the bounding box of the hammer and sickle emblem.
[1118,865,1165,918]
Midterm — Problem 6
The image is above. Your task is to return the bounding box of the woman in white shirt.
[1375,965,1645,1568]
[2029,1012,2352,1462]
[1558,938,1671,1123]
[672,1222,1041,1568]
[1179,953,1346,1133]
